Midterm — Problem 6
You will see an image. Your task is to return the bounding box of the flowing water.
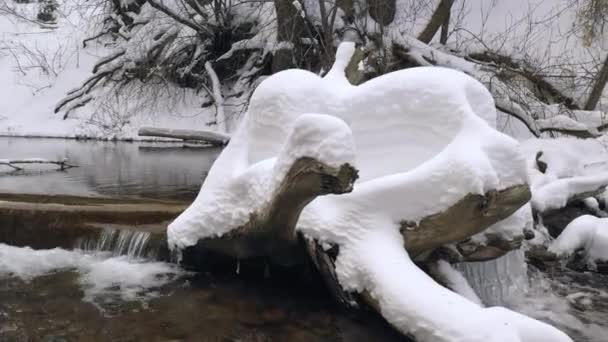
[458,251,608,341]
[0,232,405,341]
[1,137,608,341]
[0,137,407,341]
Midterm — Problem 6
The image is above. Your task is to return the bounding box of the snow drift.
[549,215,608,269]
[521,138,608,213]
[168,42,570,341]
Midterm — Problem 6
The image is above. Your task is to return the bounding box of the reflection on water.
[0,247,406,342]
[0,138,221,200]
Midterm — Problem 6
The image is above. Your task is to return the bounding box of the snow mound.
[549,215,608,269]
[520,138,608,212]
[168,43,568,341]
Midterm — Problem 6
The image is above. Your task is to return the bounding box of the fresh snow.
[168,42,569,341]
[0,2,226,139]
[549,215,608,269]
[520,138,608,212]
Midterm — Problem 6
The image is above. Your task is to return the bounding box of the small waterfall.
[76,228,152,259]
[455,250,529,306]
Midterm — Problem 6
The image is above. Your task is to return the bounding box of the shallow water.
[0,245,406,342]
[459,251,608,341]
[0,137,220,200]
[1,138,608,341]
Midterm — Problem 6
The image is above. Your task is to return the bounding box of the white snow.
[0,243,184,302]
[520,138,608,212]
[549,215,608,269]
[168,42,568,341]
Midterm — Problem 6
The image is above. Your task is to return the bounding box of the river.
[1,137,607,341]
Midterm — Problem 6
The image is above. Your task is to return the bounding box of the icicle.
[455,250,529,306]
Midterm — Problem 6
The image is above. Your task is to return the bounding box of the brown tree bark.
[584,54,608,110]
[272,0,307,73]
[368,0,396,26]
[439,1,451,45]
[417,0,454,44]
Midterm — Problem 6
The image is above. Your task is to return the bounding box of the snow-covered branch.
[138,127,230,146]
[0,158,77,171]
[204,62,226,133]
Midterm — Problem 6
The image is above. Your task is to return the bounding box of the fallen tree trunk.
[401,185,532,258]
[138,127,230,146]
[181,157,359,268]
[0,158,76,171]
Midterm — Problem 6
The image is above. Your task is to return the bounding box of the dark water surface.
[0,137,407,342]
[0,272,406,342]
[0,137,221,200]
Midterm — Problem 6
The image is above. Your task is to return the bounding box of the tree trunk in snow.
[401,184,531,258]
[584,54,608,110]
[138,127,230,146]
[439,2,451,45]
[182,157,358,266]
[272,0,307,73]
[417,0,455,44]
[368,0,396,26]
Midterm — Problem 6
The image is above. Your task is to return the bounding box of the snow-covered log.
[167,42,571,341]
[137,127,230,146]
[185,154,358,263]
[521,138,608,213]
[403,185,530,258]
[0,158,76,171]
[549,215,608,272]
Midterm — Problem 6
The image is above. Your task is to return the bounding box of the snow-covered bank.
[0,1,224,139]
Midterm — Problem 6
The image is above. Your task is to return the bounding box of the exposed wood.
[456,234,524,262]
[344,46,367,85]
[304,238,358,307]
[417,0,454,43]
[0,158,76,171]
[585,54,608,110]
[138,127,230,146]
[468,52,577,106]
[183,157,359,266]
[439,2,451,45]
[401,184,532,258]
[272,0,307,72]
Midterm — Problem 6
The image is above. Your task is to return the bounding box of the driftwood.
[138,127,230,146]
[0,158,76,171]
[401,184,532,258]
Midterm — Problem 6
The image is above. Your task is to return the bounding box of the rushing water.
[458,251,608,341]
[76,229,152,259]
[0,137,221,199]
[0,242,406,342]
